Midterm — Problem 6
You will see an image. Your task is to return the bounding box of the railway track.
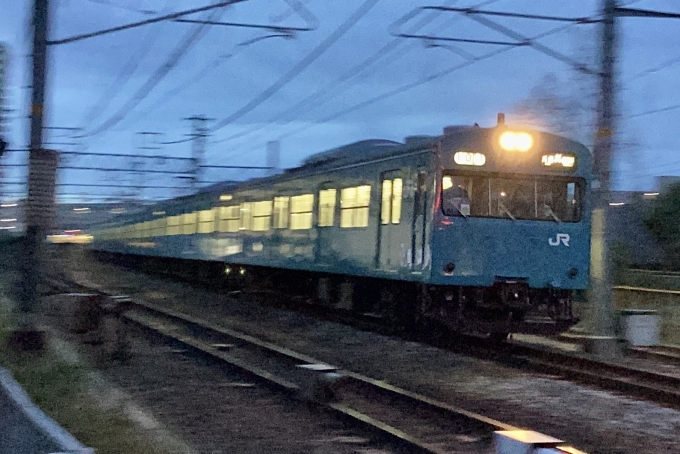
[47,264,680,413]
[44,275,584,454]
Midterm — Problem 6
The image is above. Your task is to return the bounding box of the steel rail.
[45,275,584,454]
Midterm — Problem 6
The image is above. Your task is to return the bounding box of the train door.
[315,182,337,264]
[377,171,408,271]
[410,171,429,272]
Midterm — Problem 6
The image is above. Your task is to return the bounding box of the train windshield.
[441,173,583,222]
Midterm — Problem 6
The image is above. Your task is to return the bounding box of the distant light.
[499,131,533,152]
[0,218,16,222]
[1,203,17,208]
[73,207,90,212]
[643,192,659,197]
[453,151,486,166]
[220,194,233,201]
[0,226,16,230]
[500,191,507,197]
[609,202,625,206]
[153,211,166,216]
[542,153,576,168]
[110,208,126,214]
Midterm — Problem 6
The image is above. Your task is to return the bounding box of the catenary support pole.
[587,0,621,358]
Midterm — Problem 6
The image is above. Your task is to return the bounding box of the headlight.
[499,131,533,152]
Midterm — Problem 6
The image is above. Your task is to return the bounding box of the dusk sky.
[1,0,680,202]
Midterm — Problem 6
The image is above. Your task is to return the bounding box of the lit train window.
[240,203,253,231]
[151,218,167,236]
[182,212,197,235]
[252,201,272,231]
[381,179,402,225]
[318,189,336,227]
[290,194,314,230]
[392,179,403,224]
[273,197,289,229]
[198,209,216,234]
[167,215,181,235]
[219,206,240,233]
[341,185,371,228]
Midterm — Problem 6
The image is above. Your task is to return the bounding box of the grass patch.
[0,298,178,454]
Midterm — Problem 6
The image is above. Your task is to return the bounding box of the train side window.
[341,185,371,228]
[318,189,336,227]
[219,206,240,232]
[240,203,253,231]
[273,197,290,229]
[381,179,403,225]
[252,201,272,231]
[182,212,197,235]
[391,178,403,224]
[198,209,216,234]
[290,194,314,230]
[380,180,392,225]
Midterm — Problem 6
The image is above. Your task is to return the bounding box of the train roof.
[93,123,592,228]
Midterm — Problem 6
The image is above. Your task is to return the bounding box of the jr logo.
[549,233,570,246]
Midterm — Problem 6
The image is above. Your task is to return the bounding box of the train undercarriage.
[91,250,579,340]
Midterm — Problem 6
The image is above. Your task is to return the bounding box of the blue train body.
[92,120,591,338]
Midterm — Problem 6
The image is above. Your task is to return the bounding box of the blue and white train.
[92,115,591,339]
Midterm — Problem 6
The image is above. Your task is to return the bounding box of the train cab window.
[219,206,240,232]
[240,203,253,230]
[252,201,272,231]
[290,194,314,230]
[197,209,216,234]
[318,189,337,227]
[341,185,371,228]
[381,179,403,224]
[273,197,290,229]
[442,173,582,222]
[442,176,473,217]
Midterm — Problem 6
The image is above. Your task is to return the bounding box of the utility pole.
[10,0,54,352]
[587,0,620,358]
[186,115,211,193]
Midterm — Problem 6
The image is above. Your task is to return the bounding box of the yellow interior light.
[499,131,533,152]
[454,151,486,166]
[541,153,576,168]
[220,194,233,201]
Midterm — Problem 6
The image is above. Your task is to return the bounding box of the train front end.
[427,118,591,338]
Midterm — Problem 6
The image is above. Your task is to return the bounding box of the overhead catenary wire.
[209,0,492,147]
[78,6,228,139]
[80,1,171,128]
[208,0,381,134]
[48,0,247,45]
[218,18,588,164]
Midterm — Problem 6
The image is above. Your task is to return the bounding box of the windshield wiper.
[542,205,562,223]
[498,201,516,221]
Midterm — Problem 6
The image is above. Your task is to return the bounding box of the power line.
[132,34,292,132]
[209,0,381,135]
[628,102,680,119]
[210,0,483,146]
[78,6,228,139]
[48,1,246,45]
[80,1,171,128]
[220,19,586,163]
[82,0,159,15]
